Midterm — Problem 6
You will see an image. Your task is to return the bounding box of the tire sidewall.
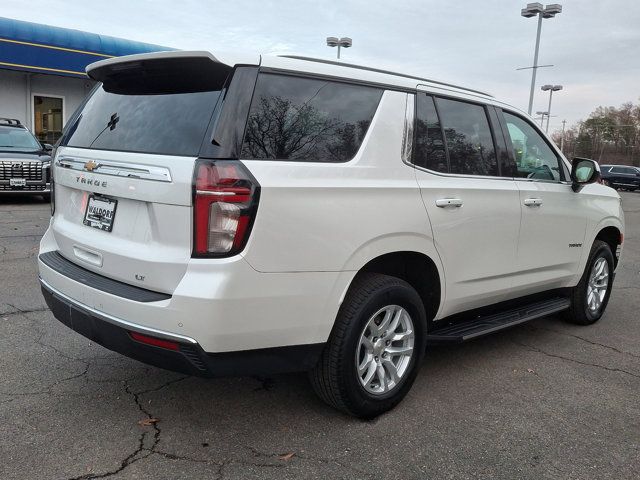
[340,282,426,414]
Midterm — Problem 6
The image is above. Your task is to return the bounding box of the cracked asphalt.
[1,192,639,480]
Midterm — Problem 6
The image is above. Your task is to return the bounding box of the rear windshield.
[62,86,221,156]
[0,126,41,152]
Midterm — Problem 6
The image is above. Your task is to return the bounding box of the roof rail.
[279,55,493,97]
[0,118,22,126]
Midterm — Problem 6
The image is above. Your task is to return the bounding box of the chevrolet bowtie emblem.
[84,160,99,172]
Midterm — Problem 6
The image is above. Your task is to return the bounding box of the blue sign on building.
[0,17,171,78]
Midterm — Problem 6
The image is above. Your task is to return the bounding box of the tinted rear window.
[241,74,383,162]
[414,94,447,172]
[436,97,498,176]
[63,86,221,156]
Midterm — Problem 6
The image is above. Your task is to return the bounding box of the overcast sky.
[3,0,639,133]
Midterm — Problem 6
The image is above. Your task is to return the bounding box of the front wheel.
[564,240,615,325]
[309,273,426,418]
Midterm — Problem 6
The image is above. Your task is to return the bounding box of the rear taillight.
[192,160,259,257]
[50,161,55,216]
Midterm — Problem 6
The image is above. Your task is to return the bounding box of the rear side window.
[63,86,221,156]
[414,94,447,172]
[436,98,498,176]
[611,166,634,174]
[241,74,382,162]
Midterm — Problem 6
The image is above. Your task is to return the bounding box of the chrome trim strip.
[56,157,172,183]
[39,277,198,344]
[401,93,415,163]
[411,162,516,181]
[409,162,567,185]
[196,190,235,196]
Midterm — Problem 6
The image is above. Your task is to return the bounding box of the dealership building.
[0,17,170,144]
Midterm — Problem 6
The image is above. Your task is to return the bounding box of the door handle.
[523,198,543,207]
[435,198,463,208]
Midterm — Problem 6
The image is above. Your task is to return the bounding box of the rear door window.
[413,94,448,172]
[63,87,221,156]
[435,98,498,176]
[241,73,383,162]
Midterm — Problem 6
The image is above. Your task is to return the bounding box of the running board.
[426,297,571,344]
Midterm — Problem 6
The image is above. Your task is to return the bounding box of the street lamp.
[541,84,563,133]
[536,111,549,128]
[326,36,352,59]
[521,3,562,115]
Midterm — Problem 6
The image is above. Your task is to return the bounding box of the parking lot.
[0,193,638,480]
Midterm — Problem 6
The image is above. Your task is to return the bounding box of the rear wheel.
[309,273,426,418]
[564,240,614,325]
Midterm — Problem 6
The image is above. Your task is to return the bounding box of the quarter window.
[241,74,382,162]
[435,98,498,176]
[503,112,562,182]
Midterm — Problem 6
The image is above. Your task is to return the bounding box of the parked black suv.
[600,164,640,191]
[0,118,52,199]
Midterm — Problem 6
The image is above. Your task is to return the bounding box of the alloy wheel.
[586,257,609,313]
[355,305,415,395]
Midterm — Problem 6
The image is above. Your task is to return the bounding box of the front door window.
[502,111,562,182]
[33,95,63,144]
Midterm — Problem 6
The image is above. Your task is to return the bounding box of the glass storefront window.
[33,95,63,144]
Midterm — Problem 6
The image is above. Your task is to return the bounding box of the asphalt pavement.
[1,192,638,479]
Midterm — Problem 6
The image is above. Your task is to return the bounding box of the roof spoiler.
[86,51,235,94]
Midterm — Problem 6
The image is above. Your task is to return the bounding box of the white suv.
[38,51,624,417]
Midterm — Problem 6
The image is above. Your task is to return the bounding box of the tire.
[564,240,615,325]
[309,273,427,418]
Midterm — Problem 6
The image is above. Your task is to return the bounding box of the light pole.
[521,3,562,115]
[326,36,352,59]
[536,111,549,128]
[541,84,562,133]
[560,119,566,152]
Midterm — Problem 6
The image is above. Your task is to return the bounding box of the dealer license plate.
[83,195,117,232]
[9,178,27,187]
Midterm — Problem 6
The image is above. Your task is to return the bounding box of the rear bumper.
[40,278,324,377]
[39,222,350,352]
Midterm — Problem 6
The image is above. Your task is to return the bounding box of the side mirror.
[42,143,53,152]
[571,157,600,192]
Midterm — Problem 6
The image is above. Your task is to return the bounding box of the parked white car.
[38,51,624,417]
